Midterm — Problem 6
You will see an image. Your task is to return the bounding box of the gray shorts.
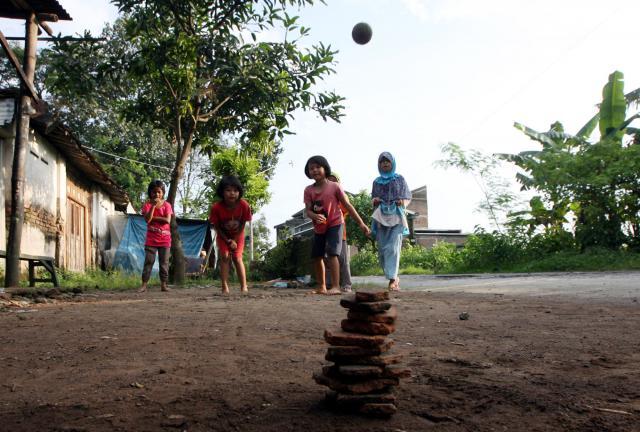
[311,224,343,258]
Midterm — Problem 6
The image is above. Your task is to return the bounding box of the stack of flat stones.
[313,290,411,417]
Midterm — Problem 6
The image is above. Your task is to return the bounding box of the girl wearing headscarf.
[371,152,411,291]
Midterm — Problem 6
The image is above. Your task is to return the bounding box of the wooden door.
[65,198,85,271]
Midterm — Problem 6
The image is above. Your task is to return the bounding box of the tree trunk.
[168,214,185,285]
[167,152,186,285]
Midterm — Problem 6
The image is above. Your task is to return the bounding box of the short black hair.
[304,155,331,179]
[147,179,166,198]
[216,175,244,199]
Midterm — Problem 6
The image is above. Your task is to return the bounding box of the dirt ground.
[1,285,639,432]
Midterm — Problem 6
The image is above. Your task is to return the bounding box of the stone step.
[323,364,384,380]
[325,390,397,409]
[313,371,399,394]
[325,351,403,366]
[347,306,397,324]
[341,319,395,335]
[340,295,392,314]
[326,340,394,357]
[354,290,390,303]
[324,328,388,348]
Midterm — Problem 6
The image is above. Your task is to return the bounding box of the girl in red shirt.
[139,180,173,293]
[304,156,370,295]
[209,176,252,294]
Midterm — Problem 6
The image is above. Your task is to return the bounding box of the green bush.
[254,236,312,280]
[350,248,381,276]
[400,242,460,273]
[454,231,526,272]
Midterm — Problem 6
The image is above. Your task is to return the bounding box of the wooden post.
[5,12,38,288]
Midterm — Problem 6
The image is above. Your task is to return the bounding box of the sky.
[3,0,640,241]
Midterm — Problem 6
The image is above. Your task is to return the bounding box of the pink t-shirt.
[303,181,346,234]
[141,201,173,247]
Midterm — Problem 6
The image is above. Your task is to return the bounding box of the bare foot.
[308,288,327,295]
[138,284,147,293]
[241,287,249,294]
[326,287,342,295]
[222,288,230,295]
[388,279,400,291]
[161,284,170,292]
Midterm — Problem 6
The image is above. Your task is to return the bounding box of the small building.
[0,90,131,272]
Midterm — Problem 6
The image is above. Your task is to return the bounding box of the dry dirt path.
[0,282,639,431]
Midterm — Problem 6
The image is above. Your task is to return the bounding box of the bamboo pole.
[5,12,38,288]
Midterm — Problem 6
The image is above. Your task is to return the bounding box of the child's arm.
[213,225,237,250]
[143,202,156,223]
[338,193,370,236]
[305,201,326,224]
[146,201,171,224]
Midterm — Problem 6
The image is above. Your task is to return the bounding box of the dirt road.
[1,281,639,431]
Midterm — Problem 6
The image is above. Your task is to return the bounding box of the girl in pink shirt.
[303,156,370,295]
[138,180,173,293]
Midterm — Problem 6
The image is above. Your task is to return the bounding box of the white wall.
[20,131,58,257]
[92,187,118,266]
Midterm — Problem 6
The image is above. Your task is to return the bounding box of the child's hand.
[313,213,327,224]
[360,223,371,237]
[228,239,237,250]
[372,197,381,207]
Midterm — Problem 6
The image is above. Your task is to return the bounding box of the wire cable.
[83,146,173,171]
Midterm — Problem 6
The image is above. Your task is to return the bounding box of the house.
[0,90,131,272]
[275,185,468,248]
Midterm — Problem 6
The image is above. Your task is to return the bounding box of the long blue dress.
[371,152,411,281]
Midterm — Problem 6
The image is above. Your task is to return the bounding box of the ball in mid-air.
[352,22,372,45]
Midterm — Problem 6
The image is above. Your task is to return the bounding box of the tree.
[47,1,345,283]
[435,142,521,232]
[2,42,175,211]
[345,190,375,251]
[503,71,640,250]
[243,214,272,262]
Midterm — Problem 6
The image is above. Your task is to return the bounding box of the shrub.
[454,230,526,272]
[350,248,381,276]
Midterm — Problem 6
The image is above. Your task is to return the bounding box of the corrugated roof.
[0,0,72,21]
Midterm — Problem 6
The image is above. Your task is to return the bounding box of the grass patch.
[57,268,217,291]
[399,266,434,275]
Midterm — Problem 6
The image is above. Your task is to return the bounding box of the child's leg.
[324,225,343,294]
[313,256,327,294]
[326,255,341,293]
[139,246,156,292]
[158,247,170,291]
[232,255,248,292]
[339,240,352,291]
[219,253,231,294]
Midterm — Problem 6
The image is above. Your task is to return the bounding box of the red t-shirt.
[141,201,173,248]
[303,181,346,234]
[208,199,252,240]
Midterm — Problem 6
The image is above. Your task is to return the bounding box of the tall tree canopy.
[502,71,640,251]
[44,0,345,282]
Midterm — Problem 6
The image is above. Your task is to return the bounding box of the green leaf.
[599,70,626,140]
